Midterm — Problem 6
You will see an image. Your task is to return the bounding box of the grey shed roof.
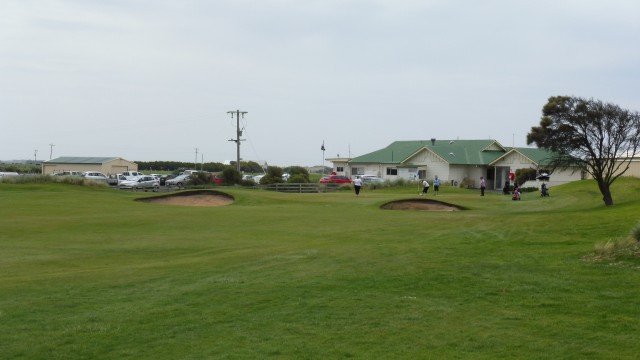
[45,157,121,164]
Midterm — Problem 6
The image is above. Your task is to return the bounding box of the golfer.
[421,179,430,195]
[353,176,362,196]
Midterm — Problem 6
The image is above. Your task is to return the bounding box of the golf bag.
[541,183,549,197]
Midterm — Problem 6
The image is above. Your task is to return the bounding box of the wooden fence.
[257,183,344,193]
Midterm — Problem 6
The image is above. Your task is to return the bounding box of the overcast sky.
[2,0,639,166]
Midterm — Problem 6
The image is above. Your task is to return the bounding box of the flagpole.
[321,141,325,177]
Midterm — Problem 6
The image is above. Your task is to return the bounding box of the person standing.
[353,176,362,196]
[433,176,440,196]
[480,176,486,196]
[420,178,430,195]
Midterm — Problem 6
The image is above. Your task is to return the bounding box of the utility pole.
[34,149,38,162]
[49,144,55,160]
[194,148,199,169]
[227,110,247,173]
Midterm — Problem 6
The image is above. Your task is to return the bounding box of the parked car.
[0,172,20,177]
[82,171,108,182]
[180,170,201,175]
[212,174,223,185]
[119,175,160,191]
[159,174,174,186]
[319,175,352,184]
[107,174,127,186]
[251,175,265,184]
[165,174,191,187]
[361,175,384,183]
[121,171,144,180]
[53,171,83,177]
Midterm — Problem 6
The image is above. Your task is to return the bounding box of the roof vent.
[430,138,436,146]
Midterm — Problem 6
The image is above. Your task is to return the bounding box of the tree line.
[135,160,264,173]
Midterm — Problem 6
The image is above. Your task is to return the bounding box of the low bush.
[288,174,309,183]
[586,223,640,265]
[520,186,539,193]
[632,223,640,242]
[593,238,636,256]
[0,175,108,187]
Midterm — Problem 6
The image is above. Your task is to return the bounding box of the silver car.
[82,171,108,182]
[165,174,191,187]
[119,175,160,192]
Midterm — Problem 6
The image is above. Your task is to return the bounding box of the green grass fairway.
[2,179,640,359]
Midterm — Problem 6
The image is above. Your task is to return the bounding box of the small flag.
[321,141,325,151]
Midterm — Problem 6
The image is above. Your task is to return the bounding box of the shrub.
[632,223,640,242]
[286,166,310,183]
[240,179,256,187]
[190,172,211,186]
[520,187,539,193]
[261,166,285,185]
[288,174,309,183]
[459,177,474,188]
[222,168,241,185]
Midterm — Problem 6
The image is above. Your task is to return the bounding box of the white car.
[361,175,384,183]
[107,174,127,186]
[121,171,144,180]
[82,171,108,182]
[119,175,160,191]
[180,170,201,175]
[251,175,265,184]
[53,171,83,177]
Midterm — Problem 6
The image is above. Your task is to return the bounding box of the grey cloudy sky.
[2,0,639,166]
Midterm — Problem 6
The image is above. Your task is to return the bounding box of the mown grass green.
[1,179,640,359]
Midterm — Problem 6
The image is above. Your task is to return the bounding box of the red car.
[211,174,223,185]
[319,175,352,184]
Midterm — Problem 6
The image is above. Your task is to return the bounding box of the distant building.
[42,157,138,175]
[328,139,583,189]
[585,157,640,179]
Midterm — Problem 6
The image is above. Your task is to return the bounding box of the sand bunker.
[381,198,464,211]
[136,190,234,207]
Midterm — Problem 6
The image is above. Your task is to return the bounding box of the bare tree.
[527,96,640,206]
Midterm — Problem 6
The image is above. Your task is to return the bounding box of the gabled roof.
[45,157,121,164]
[490,148,557,166]
[351,141,430,164]
[351,140,509,166]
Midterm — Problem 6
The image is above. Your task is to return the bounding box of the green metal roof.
[45,157,120,164]
[350,140,552,166]
[503,148,557,166]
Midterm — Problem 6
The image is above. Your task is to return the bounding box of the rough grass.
[0,174,108,187]
[1,178,640,359]
[632,223,640,242]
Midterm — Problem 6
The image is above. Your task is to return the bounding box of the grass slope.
[1,179,640,359]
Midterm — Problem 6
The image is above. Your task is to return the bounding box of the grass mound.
[380,198,466,211]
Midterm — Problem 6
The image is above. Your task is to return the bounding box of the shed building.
[42,157,138,176]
